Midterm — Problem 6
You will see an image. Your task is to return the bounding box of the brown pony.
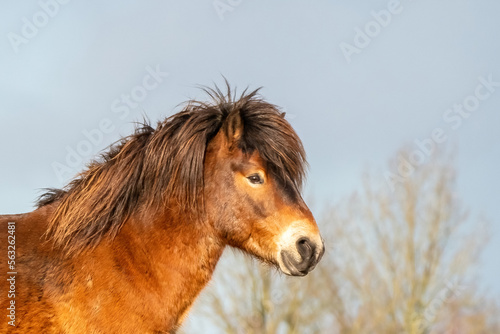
[0,86,324,333]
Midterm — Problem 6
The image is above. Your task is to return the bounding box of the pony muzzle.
[276,223,325,276]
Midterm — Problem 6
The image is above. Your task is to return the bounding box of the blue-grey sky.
[1,0,499,331]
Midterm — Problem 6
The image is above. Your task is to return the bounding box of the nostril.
[296,237,315,261]
[297,237,308,246]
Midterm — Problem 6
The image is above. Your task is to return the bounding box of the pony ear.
[226,111,243,144]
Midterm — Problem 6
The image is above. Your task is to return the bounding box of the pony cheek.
[222,222,253,247]
[211,201,253,245]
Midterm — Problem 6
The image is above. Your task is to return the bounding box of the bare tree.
[180,149,499,333]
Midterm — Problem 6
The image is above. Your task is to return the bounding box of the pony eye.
[247,174,264,185]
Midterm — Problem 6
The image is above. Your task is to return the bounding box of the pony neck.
[85,206,225,331]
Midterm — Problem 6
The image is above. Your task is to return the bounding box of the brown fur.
[0,85,320,333]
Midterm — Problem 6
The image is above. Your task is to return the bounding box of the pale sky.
[1,1,499,331]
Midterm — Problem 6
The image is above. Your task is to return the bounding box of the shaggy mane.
[40,85,307,255]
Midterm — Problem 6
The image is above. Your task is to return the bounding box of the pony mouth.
[278,248,322,277]
[279,251,308,276]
